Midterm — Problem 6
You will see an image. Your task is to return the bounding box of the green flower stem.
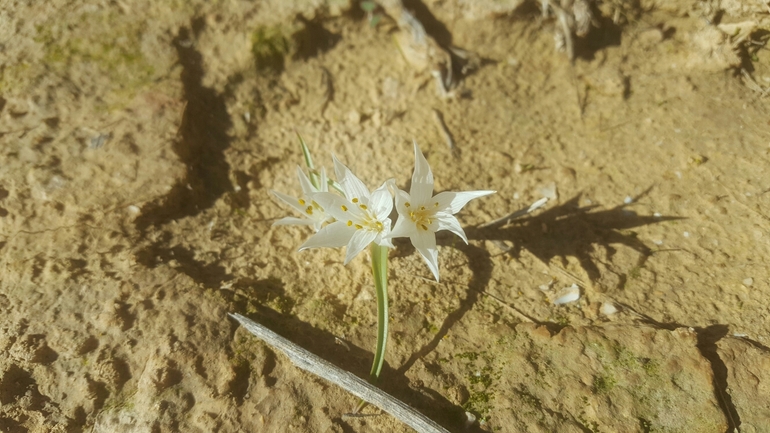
[369,243,389,383]
[356,243,388,413]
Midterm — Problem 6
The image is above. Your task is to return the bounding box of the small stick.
[432,109,456,153]
[228,313,451,433]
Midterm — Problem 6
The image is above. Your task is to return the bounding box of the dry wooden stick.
[228,313,451,433]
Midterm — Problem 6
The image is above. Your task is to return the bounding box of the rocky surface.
[1,0,768,432]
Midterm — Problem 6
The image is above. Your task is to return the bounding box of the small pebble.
[513,192,520,200]
[624,196,633,204]
[600,302,618,316]
[464,411,477,428]
[553,284,580,305]
[653,212,662,218]
[742,277,754,287]
[653,239,663,245]
[683,231,690,238]
[126,205,141,216]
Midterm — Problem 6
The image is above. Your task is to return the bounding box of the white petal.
[299,221,354,250]
[271,190,309,215]
[313,192,363,222]
[344,230,377,264]
[319,167,329,192]
[434,190,495,214]
[389,215,415,239]
[393,188,412,217]
[374,218,393,247]
[410,141,434,205]
[273,216,315,227]
[332,154,371,202]
[412,229,440,281]
[370,181,394,219]
[435,212,468,243]
[297,166,317,195]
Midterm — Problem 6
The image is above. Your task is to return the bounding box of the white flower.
[271,166,333,232]
[389,142,494,281]
[299,155,394,264]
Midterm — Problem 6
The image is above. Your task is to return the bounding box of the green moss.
[32,11,159,107]
[594,374,617,394]
[251,26,291,72]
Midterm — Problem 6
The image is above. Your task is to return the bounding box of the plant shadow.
[397,188,682,375]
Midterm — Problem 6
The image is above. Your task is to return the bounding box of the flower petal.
[344,230,377,264]
[271,190,309,215]
[409,141,434,205]
[332,154,371,202]
[434,190,496,214]
[273,216,315,227]
[296,166,317,195]
[393,188,412,217]
[370,181,394,219]
[388,214,414,239]
[319,166,329,192]
[435,212,469,243]
[299,221,354,250]
[313,192,364,221]
[412,229,440,281]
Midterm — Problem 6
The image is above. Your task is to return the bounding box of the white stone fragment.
[742,277,754,287]
[624,196,633,204]
[600,302,618,316]
[464,411,477,428]
[553,284,580,305]
[538,182,558,200]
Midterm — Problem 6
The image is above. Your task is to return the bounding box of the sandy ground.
[1,0,769,432]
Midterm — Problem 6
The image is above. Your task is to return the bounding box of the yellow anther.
[341,205,348,211]
[355,224,363,229]
[359,204,368,210]
[352,198,359,203]
[420,224,428,230]
[420,206,426,211]
[405,202,411,208]
[306,206,314,215]
[434,202,439,207]
[347,220,353,226]
[298,199,306,205]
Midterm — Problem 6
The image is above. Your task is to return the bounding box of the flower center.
[343,197,384,233]
[406,202,438,231]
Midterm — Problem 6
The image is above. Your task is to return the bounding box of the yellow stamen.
[341,205,348,211]
[359,204,368,210]
[420,224,428,230]
[298,199,306,205]
[405,202,411,208]
[347,220,353,226]
[355,224,363,229]
[306,206,314,215]
[352,198,359,203]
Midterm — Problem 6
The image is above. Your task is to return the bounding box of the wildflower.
[271,166,333,232]
[299,155,393,264]
[389,142,494,281]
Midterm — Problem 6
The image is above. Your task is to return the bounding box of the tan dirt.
[1,0,769,432]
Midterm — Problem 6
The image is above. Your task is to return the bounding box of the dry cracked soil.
[1,0,769,432]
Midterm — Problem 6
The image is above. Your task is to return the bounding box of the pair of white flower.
[272,142,494,281]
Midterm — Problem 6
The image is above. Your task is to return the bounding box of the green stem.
[356,243,388,413]
[369,243,389,383]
